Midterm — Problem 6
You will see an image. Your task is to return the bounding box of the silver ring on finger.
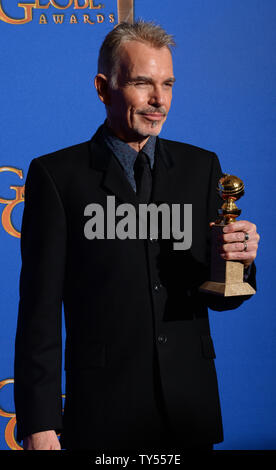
[243,241,248,251]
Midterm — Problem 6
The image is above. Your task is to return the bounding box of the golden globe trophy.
[200,174,256,296]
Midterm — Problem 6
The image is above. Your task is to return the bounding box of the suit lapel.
[151,137,175,204]
[89,126,139,208]
[89,126,176,207]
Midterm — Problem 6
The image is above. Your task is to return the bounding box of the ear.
[94,74,110,105]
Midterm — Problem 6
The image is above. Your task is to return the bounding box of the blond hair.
[98,20,176,88]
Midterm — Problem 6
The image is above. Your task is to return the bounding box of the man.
[14,21,259,451]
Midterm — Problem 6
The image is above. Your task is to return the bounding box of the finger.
[221,241,258,253]
[52,443,61,450]
[222,220,257,234]
[222,232,247,243]
[220,250,256,264]
[222,231,259,243]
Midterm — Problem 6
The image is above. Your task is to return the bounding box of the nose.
[148,85,165,107]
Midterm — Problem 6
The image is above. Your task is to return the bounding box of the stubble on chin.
[133,119,164,138]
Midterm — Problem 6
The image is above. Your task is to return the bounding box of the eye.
[134,81,150,87]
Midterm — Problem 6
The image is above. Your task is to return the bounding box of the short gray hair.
[97,20,176,88]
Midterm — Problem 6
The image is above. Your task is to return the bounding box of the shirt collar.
[102,123,156,172]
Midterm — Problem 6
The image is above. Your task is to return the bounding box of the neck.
[105,121,150,152]
[127,138,150,152]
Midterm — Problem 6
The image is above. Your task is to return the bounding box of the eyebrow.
[127,75,176,84]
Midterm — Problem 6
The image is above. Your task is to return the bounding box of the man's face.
[104,41,175,143]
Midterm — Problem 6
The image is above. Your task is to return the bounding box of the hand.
[210,220,260,268]
[23,430,61,450]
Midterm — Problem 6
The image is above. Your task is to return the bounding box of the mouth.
[140,113,165,122]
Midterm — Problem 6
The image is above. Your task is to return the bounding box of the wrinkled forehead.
[116,40,174,79]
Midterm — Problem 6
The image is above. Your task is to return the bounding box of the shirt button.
[154,282,159,292]
[158,334,167,344]
[154,281,163,292]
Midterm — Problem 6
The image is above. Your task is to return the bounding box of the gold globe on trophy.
[216,174,244,224]
[200,174,256,296]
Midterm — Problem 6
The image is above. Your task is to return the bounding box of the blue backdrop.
[0,0,275,450]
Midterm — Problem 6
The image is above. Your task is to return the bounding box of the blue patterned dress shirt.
[102,124,156,193]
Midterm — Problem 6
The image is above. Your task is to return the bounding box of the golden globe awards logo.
[0,1,113,26]
[0,167,24,238]
[0,379,22,450]
[0,0,134,239]
[0,0,135,450]
[0,0,135,26]
[0,378,66,450]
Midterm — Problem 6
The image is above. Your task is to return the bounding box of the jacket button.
[157,334,167,344]
[153,282,163,292]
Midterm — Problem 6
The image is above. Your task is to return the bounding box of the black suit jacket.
[14,126,256,450]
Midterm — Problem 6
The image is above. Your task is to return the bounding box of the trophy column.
[200,174,256,297]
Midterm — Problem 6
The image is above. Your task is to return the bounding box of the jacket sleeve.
[14,157,66,442]
[201,152,257,311]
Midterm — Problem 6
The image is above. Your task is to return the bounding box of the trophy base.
[200,281,256,297]
[200,225,256,297]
